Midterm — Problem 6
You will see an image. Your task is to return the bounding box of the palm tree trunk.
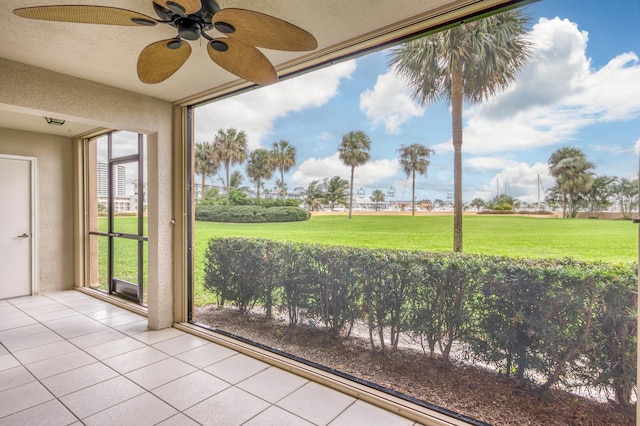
[256,179,261,201]
[201,173,206,202]
[348,166,355,219]
[411,170,416,216]
[280,168,286,204]
[452,70,464,252]
[568,192,574,218]
[225,162,230,203]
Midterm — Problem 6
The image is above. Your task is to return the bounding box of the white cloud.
[473,162,554,203]
[317,131,332,141]
[464,156,517,172]
[291,153,399,187]
[360,70,425,133]
[591,144,629,155]
[435,17,640,154]
[635,138,640,155]
[195,60,356,149]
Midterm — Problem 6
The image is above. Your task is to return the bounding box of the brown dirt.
[194,305,634,426]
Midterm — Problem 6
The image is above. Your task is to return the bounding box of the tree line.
[468,147,639,218]
[195,129,436,217]
[547,147,638,218]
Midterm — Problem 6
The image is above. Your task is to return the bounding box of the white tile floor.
[0,291,419,425]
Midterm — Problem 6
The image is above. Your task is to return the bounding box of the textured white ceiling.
[0,0,469,103]
[0,0,521,136]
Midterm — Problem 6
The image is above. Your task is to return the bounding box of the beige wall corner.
[0,128,74,292]
[147,131,174,329]
[0,59,175,327]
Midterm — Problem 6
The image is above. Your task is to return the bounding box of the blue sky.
[195,0,640,205]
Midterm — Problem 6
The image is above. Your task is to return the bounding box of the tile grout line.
[3,293,401,426]
[1,294,159,423]
[0,298,83,424]
[4,295,213,424]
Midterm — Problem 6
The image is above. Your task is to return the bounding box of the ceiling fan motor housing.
[176,17,201,40]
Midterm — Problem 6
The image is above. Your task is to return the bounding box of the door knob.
[17,233,29,238]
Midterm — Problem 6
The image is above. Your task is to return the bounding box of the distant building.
[97,163,125,197]
[96,163,146,212]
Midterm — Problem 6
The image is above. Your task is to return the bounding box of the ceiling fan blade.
[137,39,192,84]
[212,9,317,52]
[13,6,157,26]
[154,0,202,15]
[207,38,278,85]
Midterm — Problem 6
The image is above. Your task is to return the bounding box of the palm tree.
[323,176,349,211]
[370,189,385,211]
[613,178,639,220]
[585,175,616,218]
[212,128,248,203]
[246,149,274,201]
[397,143,434,216]
[194,141,218,201]
[269,140,296,204]
[548,147,595,218]
[470,197,485,212]
[229,170,247,190]
[338,130,371,218]
[302,180,325,211]
[389,10,531,251]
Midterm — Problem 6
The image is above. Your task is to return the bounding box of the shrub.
[201,237,637,401]
[195,205,309,223]
[477,209,515,215]
[517,210,554,215]
[360,249,411,351]
[262,206,310,222]
[256,198,300,208]
[275,243,316,325]
[309,246,362,337]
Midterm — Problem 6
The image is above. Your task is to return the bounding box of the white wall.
[0,129,74,293]
[0,58,175,329]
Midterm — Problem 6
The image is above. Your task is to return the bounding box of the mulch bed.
[194,305,634,426]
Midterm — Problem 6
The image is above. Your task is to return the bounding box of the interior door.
[0,156,33,299]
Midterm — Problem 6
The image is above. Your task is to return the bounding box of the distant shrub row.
[195,205,310,223]
[477,209,553,215]
[97,211,138,217]
[204,237,637,405]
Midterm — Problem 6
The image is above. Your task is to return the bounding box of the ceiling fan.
[13,0,318,85]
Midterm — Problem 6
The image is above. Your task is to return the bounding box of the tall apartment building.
[97,162,125,197]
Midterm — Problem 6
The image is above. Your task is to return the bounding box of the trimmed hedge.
[477,210,554,215]
[195,205,310,223]
[477,209,515,214]
[203,237,638,404]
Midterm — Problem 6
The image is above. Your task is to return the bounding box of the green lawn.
[98,215,638,305]
[194,214,637,260]
[192,214,638,304]
[95,217,148,294]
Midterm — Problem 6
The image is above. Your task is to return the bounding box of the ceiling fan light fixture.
[167,39,183,49]
[214,21,235,34]
[209,40,228,52]
[165,1,186,15]
[131,17,156,26]
[201,0,221,15]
